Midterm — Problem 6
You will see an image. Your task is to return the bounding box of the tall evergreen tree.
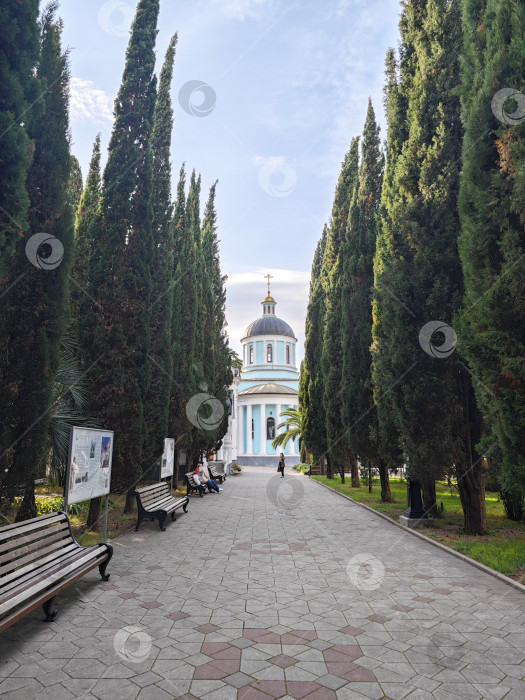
[372,0,480,524]
[302,226,328,469]
[340,100,389,498]
[321,137,360,482]
[458,0,525,520]
[0,0,40,484]
[85,0,159,510]
[2,2,74,518]
[68,155,83,212]
[143,34,178,471]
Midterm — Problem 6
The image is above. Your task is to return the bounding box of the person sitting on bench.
[196,464,222,493]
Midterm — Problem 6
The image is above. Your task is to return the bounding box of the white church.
[216,277,300,467]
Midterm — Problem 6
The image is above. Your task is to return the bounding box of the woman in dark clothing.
[278,452,285,477]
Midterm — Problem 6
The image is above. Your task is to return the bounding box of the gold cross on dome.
[265,273,274,295]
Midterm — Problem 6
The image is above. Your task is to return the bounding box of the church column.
[260,403,266,455]
[276,404,282,434]
[238,406,244,455]
[247,404,253,455]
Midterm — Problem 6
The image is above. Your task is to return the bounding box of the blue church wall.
[243,406,247,454]
[265,405,277,455]
[256,341,264,364]
[276,341,284,364]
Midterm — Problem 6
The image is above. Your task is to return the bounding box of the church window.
[251,419,254,440]
[249,345,254,364]
[267,417,275,440]
[286,345,290,363]
[267,344,273,362]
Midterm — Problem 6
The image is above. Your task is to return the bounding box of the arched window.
[251,418,254,440]
[266,417,275,440]
[249,345,254,364]
[267,344,273,363]
[286,345,290,364]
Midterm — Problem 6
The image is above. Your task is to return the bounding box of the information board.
[66,427,114,505]
[160,438,175,479]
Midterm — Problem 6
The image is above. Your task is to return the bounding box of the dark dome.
[243,315,296,339]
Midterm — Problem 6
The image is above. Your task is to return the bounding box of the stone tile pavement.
[1,467,525,700]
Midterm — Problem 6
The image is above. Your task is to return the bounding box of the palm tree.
[272,407,303,450]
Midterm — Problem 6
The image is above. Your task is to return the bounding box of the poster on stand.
[66,427,114,505]
[161,438,175,479]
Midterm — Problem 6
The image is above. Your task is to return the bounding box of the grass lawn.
[312,475,525,584]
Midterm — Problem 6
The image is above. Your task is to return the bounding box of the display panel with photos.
[160,438,175,479]
[66,427,114,504]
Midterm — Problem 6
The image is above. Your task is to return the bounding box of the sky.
[60,0,402,361]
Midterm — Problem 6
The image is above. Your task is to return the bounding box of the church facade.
[216,281,300,467]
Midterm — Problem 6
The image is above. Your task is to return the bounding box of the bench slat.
[0,542,79,591]
[0,524,70,564]
[0,512,68,542]
[0,521,69,556]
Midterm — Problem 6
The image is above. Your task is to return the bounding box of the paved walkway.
[1,468,525,700]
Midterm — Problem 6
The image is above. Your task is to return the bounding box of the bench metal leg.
[171,511,176,521]
[158,513,167,531]
[183,501,188,513]
[135,514,143,531]
[43,597,58,622]
[99,543,113,580]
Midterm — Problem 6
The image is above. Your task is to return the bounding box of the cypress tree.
[321,137,360,483]
[200,182,232,457]
[341,100,389,498]
[2,2,74,517]
[169,164,186,482]
[458,0,525,520]
[143,34,178,471]
[373,0,473,519]
[68,155,83,212]
[86,0,159,510]
[302,226,328,470]
[0,0,39,484]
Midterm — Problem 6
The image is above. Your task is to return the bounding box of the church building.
[216,277,300,467]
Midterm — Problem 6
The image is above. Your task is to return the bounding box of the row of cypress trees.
[301,0,525,534]
[0,0,232,521]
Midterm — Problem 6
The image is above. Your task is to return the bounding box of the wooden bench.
[309,465,321,475]
[208,464,226,484]
[0,511,112,632]
[133,482,189,531]
[185,472,207,497]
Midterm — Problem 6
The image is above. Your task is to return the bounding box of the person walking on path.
[278,453,285,477]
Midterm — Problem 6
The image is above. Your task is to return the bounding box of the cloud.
[225,267,309,362]
[210,0,274,21]
[70,77,114,124]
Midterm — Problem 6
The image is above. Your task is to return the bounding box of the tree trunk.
[367,461,372,493]
[173,447,180,489]
[378,458,391,502]
[455,363,486,534]
[15,481,37,521]
[351,457,360,488]
[123,489,135,514]
[87,496,102,529]
[326,454,333,480]
[422,481,437,517]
